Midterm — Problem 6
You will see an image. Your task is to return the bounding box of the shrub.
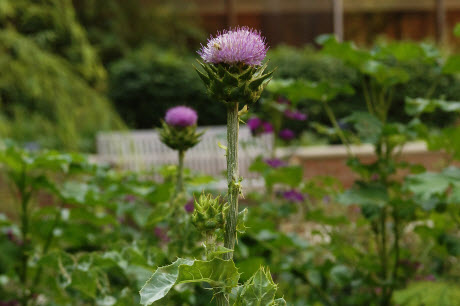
[0,30,124,152]
[109,45,226,128]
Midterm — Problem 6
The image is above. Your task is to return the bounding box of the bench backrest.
[96,126,273,178]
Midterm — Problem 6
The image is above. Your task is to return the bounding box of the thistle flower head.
[198,27,268,66]
[165,106,198,127]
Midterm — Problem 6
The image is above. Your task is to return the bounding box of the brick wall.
[278,142,455,188]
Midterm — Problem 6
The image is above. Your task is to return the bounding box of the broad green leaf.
[265,166,303,188]
[443,55,460,74]
[405,97,460,116]
[140,258,193,305]
[455,23,460,37]
[405,169,460,202]
[139,258,239,305]
[361,60,409,86]
[234,267,277,306]
[337,183,388,207]
[316,34,371,69]
[267,79,353,103]
[343,112,382,144]
[330,265,352,286]
[427,126,460,160]
[394,282,460,306]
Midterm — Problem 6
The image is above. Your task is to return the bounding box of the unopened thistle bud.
[159,106,203,152]
[191,193,228,233]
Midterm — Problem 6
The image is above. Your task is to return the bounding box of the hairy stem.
[223,103,239,259]
[216,103,240,306]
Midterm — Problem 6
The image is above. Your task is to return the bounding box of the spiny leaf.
[139,258,239,305]
[234,267,278,306]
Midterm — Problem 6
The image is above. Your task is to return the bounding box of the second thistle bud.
[159,106,203,152]
[191,193,228,233]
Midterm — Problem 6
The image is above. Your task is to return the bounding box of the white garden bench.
[96,126,273,187]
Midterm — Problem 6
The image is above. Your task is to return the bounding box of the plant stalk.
[223,102,239,259]
[176,150,185,195]
[216,103,240,306]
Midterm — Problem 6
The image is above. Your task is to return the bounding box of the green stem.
[388,211,400,299]
[18,165,31,306]
[216,103,240,306]
[31,209,61,295]
[323,101,353,156]
[175,150,185,195]
[362,79,375,115]
[223,102,239,259]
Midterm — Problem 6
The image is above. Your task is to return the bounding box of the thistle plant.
[196,27,274,260]
[159,106,202,195]
[139,28,284,306]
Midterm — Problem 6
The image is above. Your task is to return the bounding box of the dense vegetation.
[1,1,460,305]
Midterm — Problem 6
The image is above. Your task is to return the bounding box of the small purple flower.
[165,106,198,127]
[322,195,331,204]
[124,194,136,203]
[279,129,295,141]
[276,96,291,105]
[416,274,436,282]
[198,27,268,66]
[154,226,170,243]
[184,199,195,213]
[262,122,273,133]
[284,109,307,121]
[371,173,380,181]
[283,190,305,203]
[247,117,262,132]
[264,158,286,168]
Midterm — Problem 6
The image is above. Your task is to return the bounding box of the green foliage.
[455,23,460,37]
[109,45,226,128]
[139,258,239,305]
[0,30,124,151]
[73,0,206,64]
[0,0,105,86]
[233,267,283,306]
[394,282,460,306]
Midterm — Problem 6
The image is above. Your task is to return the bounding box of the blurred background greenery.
[0,0,459,152]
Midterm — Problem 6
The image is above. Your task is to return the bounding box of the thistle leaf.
[140,258,240,305]
[233,267,278,306]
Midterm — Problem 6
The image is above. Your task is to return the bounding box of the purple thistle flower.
[279,129,295,141]
[284,109,307,121]
[198,27,268,66]
[165,106,198,127]
[264,158,286,168]
[262,122,273,133]
[247,117,262,132]
[283,189,305,203]
[184,198,195,213]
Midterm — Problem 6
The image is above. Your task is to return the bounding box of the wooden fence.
[183,0,460,46]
